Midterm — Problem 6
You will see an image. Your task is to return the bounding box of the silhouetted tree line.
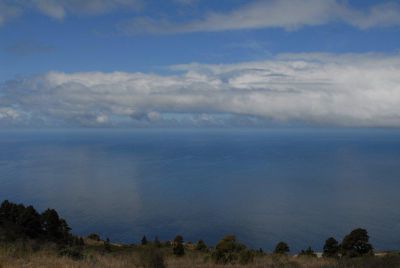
[1,200,376,264]
[0,200,82,246]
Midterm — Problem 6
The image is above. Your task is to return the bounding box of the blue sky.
[1,0,400,128]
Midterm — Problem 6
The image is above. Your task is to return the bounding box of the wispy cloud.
[0,0,142,25]
[1,53,400,127]
[119,0,400,34]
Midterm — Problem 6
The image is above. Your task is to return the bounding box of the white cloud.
[1,53,400,127]
[119,0,400,34]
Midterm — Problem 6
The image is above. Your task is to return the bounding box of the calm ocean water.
[1,129,400,251]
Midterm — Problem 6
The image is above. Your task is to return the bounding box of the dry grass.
[1,243,399,268]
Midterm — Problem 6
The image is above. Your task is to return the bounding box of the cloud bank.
[120,0,400,34]
[1,53,400,127]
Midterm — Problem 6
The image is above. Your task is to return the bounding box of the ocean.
[1,128,399,252]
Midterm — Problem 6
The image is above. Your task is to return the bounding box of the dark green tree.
[341,228,373,257]
[323,237,340,258]
[41,208,71,243]
[141,235,148,245]
[211,235,252,264]
[172,235,185,256]
[274,241,290,255]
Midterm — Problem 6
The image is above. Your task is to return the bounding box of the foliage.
[172,235,185,256]
[298,246,317,258]
[195,239,207,252]
[341,228,373,257]
[59,245,84,260]
[274,241,290,255]
[0,200,73,245]
[87,233,100,241]
[41,208,71,244]
[141,235,148,245]
[323,237,339,258]
[211,235,253,264]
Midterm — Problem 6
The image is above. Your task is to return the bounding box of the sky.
[1,0,400,128]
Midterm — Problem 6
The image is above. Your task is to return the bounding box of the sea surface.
[1,128,400,251]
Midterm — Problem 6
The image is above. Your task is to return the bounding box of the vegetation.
[211,235,253,264]
[298,246,317,258]
[274,241,290,255]
[195,239,207,252]
[172,235,185,256]
[341,228,373,257]
[0,200,77,245]
[1,200,400,267]
[323,237,340,258]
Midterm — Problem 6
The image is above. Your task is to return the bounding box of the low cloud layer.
[120,0,400,34]
[1,53,400,127]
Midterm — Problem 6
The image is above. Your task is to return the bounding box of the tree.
[41,209,71,243]
[0,200,76,245]
[341,228,373,257]
[172,235,185,256]
[323,237,339,258]
[274,241,290,255]
[298,246,317,257]
[141,235,148,245]
[211,235,252,264]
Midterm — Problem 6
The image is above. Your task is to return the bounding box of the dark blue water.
[1,129,400,252]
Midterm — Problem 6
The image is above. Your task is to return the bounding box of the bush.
[195,239,208,252]
[172,235,185,256]
[211,235,252,264]
[87,233,100,241]
[274,241,290,255]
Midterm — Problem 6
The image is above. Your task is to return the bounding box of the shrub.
[59,246,84,260]
[87,233,100,241]
[298,246,317,258]
[274,241,290,255]
[195,239,208,252]
[172,235,185,256]
[211,235,252,264]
